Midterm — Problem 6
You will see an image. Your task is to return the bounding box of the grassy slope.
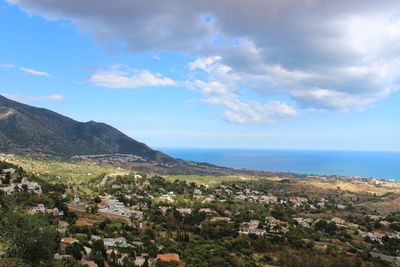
[304,180,400,196]
[2,155,129,185]
[163,175,287,185]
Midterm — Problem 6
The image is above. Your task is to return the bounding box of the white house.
[103,237,128,248]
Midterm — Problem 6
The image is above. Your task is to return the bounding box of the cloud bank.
[7,0,400,122]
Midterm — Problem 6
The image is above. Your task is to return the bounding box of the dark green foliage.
[155,260,179,267]
[182,241,245,267]
[386,212,400,222]
[378,235,400,256]
[53,258,84,267]
[0,258,30,267]
[390,223,400,232]
[121,256,136,267]
[92,239,107,258]
[315,219,328,231]
[249,235,269,252]
[0,201,58,266]
[175,230,190,243]
[201,220,234,239]
[286,231,306,249]
[276,250,364,267]
[314,220,337,235]
[93,195,102,203]
[66,243,83,261]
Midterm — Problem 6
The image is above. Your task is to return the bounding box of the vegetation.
[1,159,400,266]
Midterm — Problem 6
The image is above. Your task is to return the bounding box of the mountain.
[0,94,172,162]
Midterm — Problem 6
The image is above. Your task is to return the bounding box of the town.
[1,160,400,266]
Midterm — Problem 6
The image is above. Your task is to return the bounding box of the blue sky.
[1,0,400,151]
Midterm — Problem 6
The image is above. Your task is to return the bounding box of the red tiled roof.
[157,253,180,262]
[61,237,78,244]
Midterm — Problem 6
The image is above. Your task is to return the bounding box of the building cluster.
[72,154,151,166]
[97,196,132,218]
[239,219,266,236]
[350,177,400,188]
[157,192,176,203]
[27,203,64,217]
[58,235,182,267]
[94,195,145,221]
[0,168,42,195]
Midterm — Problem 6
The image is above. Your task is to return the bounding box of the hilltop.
[0,95,172,162]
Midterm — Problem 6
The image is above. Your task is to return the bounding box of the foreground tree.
[66,243,83,261]
[0,199,58,266]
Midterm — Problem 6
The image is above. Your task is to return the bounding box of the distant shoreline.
[161,148,400,180]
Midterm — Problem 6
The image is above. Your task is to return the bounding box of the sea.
[160,148,400,180]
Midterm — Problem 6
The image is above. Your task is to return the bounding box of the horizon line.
[156,147,400,153]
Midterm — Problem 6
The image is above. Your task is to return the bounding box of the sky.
[0,0,399,151]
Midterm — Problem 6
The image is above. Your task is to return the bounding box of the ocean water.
[160,148,400,180]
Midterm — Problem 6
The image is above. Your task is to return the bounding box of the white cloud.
[186,56,296,124]
[189,56,223,72]
[8,0,400,114]
[2,93,64,102]
[20,67,51,77]
[89,65,175,89]
[187,73,296,124]
[224,101,296,124]
[0,63,15,68]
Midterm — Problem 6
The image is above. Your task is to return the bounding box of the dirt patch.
[360,197,400,215]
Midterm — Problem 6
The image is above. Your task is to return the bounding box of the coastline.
[161,148,400,181]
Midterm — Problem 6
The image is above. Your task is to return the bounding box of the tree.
[53,258,83,267]
[390,223,400,232]
[0,258,30,267]
[143,257,149,267]
[315,219,328,231]
[0,201,58,266]
[110,250,117,267]
[176,230,189,243]
[90,239,107,267]
[251,236,269,252]
[1,173,10,185]
[156,260,179,267]
[92,239,107,258]
[326,222,337,236]
[142,228,156,240]
[122,256,136,267]
[90,253,105,267]
[66,243,83,261]
[91,205,98,214]
[94,195,102,203]
[286,231,305,249]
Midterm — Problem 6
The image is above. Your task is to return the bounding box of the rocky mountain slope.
[0,95,171,163]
